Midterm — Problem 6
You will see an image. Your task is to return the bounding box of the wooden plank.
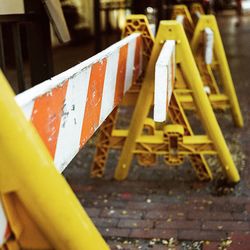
[154,40,175,122]
[15,33,142,172]
[0,0,25,15]
[42,0,70,43]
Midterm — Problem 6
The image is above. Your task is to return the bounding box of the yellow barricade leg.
[91,15,155,177]
[0,72,109,249]
[191,15,244,127]
[114,21,240,183]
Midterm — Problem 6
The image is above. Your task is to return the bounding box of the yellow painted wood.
[191,15,243,127]
[114,21,240,183]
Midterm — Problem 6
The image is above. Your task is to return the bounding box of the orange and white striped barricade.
[91,15,154,177]
[0,32,142,249]
[15,33,142,173]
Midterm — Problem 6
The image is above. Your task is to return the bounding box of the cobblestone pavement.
[63,12,250,250]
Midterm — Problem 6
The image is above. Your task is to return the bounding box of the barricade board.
[15,33,142,173]
[154,40,175,122]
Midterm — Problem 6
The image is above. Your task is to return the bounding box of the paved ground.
[61,12,250,250]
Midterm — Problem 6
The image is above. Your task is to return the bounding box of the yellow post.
[115,21,240,183]
[191,15,243,127]
[0,71,109,249]
[91,14,155,177]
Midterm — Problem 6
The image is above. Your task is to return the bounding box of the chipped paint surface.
[15,33,142,173]
[0,34,142,244]
[0,33,142,246]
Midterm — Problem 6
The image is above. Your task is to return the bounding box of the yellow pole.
[0,71,109,250]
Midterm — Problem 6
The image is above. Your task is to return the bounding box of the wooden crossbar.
[154,40,175,122]
[15,33,142,173]
[204,27,214,65]
[176,15,185,25]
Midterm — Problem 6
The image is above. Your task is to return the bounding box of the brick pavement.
[64,13,250,250]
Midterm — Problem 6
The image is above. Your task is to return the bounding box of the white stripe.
[176,15,185,25]
[204,28,214,65]
[154,63,168,122]
[19,100,34,120]
[14,33,141,110]
[154,40,175,122]
[14,33,141,173]
[0,201,8,246]
[124,37,136,93]
[99,51,119,124]
[53,69,91,173]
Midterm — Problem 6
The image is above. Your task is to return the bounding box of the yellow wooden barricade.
[92,17,240,183]
[171,4,243,127]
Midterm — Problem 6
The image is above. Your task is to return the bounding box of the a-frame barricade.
[92,19,240,183]
[171,5,243,127]
[190,14,243,127]
[114,21,240,182]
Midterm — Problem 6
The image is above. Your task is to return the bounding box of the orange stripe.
[133,36,142,83]
[31,81,69,158]
[114,44,128,106]
[80,59,107,147]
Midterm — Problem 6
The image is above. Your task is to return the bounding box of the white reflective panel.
[204,28,214,65]
[154,40,175,122]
